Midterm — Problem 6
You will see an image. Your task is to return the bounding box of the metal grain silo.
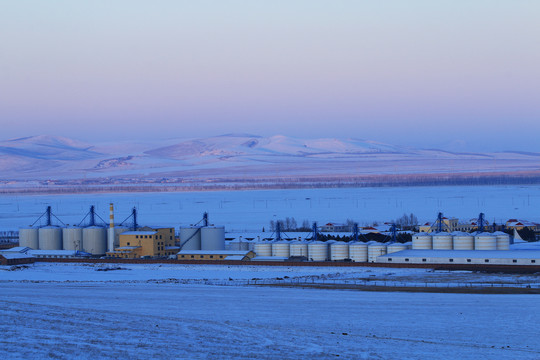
[452,232,474,250]
[82,226,107,255]
[474,232,497,250]
[387,243,407,254]
[62,226,83,251]
[201,226,225,251]
[368,243,387,262]
[412,233,432,249]
[38,226,63,250]
[19,227,39,249]
[348,242,368,262]
[180,226,202,250]
[494,232,510,250]
[432,232,453,250]
[272,241,291,257]
[329,241,349,261]
[308,241,328,261]
[253,241,272,256]
[290,241,308,257]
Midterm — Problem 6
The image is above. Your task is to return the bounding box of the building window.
[210,255,214,258]
[485,259,489,263]
[387,258,392,262]
[220,256,223,259]
[181,255,185,258]
[127,242,130,246]
[136,235,139,239]
[160,235,162,239]
[449,259,453,262]
[200,255,204,258]
[513,260,517,263]
[422,259,426,262]
[532,260,536,263]
[405,258,409,262]
[467,259,471,263]
[190,255,194,258]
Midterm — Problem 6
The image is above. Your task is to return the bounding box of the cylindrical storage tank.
[349,242,368,262]
[494,232,510,250]
[82,226,107,255]
[412,233,432,250]
[62,226,83,251]
[452,232,474,250]
[272,241,290,257]
[368,243,387,262]
[387,243,407,254]
[253,242,272,256]
[113,227,129,249]
[308,241,328,261]
[474,232,497,250]
[290,241,308,257]
[432,233,453,250]
[180,227,201,250]
[201,226,225,251]
[19,227,39,249]
[38,226,63,250]
[330,241,349,261]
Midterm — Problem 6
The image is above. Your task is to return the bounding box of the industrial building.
[107,228,178,259]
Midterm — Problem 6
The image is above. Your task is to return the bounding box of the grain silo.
[452,232,474,250]
[201,226,225,250]
[387,243,407,254]
[253,241,272,256]
[180,226,202,250]
[290,241,308,257]
[474,232,497,250]
[348,242,368,262]
[308,241,328,261]
[82,226,107,255]
[494,232,510,250]
[367,243,387,262]
[18,227,39,249]
[412,233,432,249]
[38,226,63,250]
[62,226,83,251]
[329,241,349,261]
[272,241,291,257]
[432,232,453,250]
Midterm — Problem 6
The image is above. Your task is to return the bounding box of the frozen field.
[1,185,540,231]
[2,265,540,359]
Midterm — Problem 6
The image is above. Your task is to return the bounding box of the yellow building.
[177,250,255,261]
[107,227,179,259]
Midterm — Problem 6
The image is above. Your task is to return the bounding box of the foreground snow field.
[2,282,539,359]
[1,264,540,359]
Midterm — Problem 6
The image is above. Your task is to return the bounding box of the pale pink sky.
[1,1,539,151]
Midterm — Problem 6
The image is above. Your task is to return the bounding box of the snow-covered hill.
[1,134,539,181]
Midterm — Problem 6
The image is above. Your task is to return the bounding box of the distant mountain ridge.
[1,134,539,183]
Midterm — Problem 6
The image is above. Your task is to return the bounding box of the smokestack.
[109,203,115,228]
[107,203,115,253]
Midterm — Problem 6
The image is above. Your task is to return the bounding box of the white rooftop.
[178,250,251,255]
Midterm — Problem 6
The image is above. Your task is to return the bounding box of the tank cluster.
[18,206,129,256]
[179,213,225,251]
[248,239,409,262]
[412,232,510,251]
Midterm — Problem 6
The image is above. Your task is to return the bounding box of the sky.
[1,1,539,152]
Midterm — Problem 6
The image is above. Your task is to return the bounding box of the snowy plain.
[1,263,540,359]
[1,185,540,231]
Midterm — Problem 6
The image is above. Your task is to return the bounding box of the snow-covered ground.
[1,263,540,359]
